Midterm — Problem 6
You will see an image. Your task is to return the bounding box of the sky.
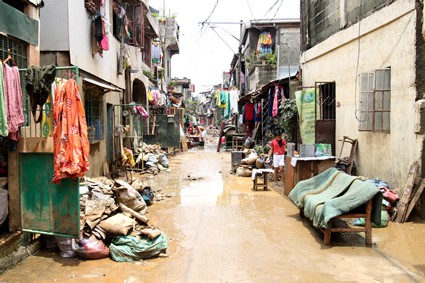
[149,0,300,94]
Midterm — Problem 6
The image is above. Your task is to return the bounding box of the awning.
[83,78,122,92]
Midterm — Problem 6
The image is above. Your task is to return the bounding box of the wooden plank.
[395,161,419,223]
[404,178,425,222]
[181,136,188,152]
[17,137,54,153]
[8,151,20,232]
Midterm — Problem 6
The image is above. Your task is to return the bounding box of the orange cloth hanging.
[52,79,90,184]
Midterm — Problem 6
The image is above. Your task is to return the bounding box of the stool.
[252,169,274,190]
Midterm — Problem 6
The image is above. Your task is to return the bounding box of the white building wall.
[300,0,417,188]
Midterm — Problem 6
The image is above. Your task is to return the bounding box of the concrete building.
[299,0,425,215]
[39,0,162,176]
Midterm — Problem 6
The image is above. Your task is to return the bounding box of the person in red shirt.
[266,130,287,187]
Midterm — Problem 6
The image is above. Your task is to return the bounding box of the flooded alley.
[0,143,424,283]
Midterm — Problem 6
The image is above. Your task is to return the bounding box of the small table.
[252,168,274,191]
[284,156,335,196]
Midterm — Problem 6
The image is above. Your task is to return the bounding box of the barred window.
[359,68,391,132]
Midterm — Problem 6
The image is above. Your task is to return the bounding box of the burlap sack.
[98,213,135,235]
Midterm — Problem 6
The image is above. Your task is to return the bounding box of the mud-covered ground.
[0,140,424,283]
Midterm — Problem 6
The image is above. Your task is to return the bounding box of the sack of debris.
[158,153,169,168]
[113,180,147,213]
[236,166,252,177]
[98,213,136,235]
[73,236,110,260]
[109,233,168,262]
[240,152,257,165]
[55,236,76,258]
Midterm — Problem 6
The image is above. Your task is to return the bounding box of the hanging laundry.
[25,64,56,124]
[52,79,90,184]
[272,86,280,117]
[245,102,254,121]
[3,63,24,140]
[0,63,8,136]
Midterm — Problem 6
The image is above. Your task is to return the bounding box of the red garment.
[3,64,24,140]
[270,139,286,155]
[245,102,254,121]
[53,79,90,184]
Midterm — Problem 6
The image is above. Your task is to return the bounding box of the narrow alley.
[0,141,424,283]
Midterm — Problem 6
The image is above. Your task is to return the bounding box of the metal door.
[20,153,80,238]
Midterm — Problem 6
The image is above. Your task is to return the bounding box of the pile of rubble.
[122,143,170,175]
[48,176,169,262]
[235,149,269,177]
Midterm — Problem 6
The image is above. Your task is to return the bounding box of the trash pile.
[47,176,168,262]
[122,143,170,175]
[235,149,268,177]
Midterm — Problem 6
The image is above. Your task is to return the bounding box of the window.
[113,1,145,48]
[85,91,104,144]
[359,68,391,132]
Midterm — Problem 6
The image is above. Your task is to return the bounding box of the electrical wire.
[200,0,220,28]
[354,0,365,122]
[272,0,284,19]
[262,0,280,18]
[208,23,237,53]
[246,0,255,20]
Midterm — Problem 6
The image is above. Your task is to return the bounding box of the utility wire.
[209,23,237,53]
[262,0,280,18]
[200,0,219,28]
[210,25,240,42]
[272,0,284,18]
[246,0,256,20]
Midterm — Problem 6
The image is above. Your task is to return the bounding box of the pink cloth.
[272,87,279,117]
[3,64,24,140]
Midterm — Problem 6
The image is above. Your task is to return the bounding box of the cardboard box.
[299,144,315,157]
[315,144,332,157]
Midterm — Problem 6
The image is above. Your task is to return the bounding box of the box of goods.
[314,144,332,157]
[299,144,315,157]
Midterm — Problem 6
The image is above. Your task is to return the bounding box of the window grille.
[359,68,391,132]
[85,90,104,144]
[315,82,336,120]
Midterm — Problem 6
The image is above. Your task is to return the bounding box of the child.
[266,130,287,187]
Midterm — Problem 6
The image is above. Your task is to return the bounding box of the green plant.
[268,98,298,143]
[143,70,154,81]
[266,52,277,65]
[152,12,159,18]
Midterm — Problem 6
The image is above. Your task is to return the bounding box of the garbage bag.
[0,188,8,225]
[158,153,169,168]
[55,236,76,258]
[73,236,110,260]
[110,233,168,262]
[140,187,154,206]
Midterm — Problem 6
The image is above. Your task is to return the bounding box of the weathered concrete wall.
[277,27,300,68]
[302,0,397,50]
[300,1,417,188]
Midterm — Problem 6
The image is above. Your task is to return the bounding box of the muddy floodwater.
[1,142,425,283]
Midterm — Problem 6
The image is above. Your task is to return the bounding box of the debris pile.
[47,176,169,262]
[234,149,268,177]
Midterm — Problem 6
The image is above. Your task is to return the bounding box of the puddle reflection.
[180,177,223,207]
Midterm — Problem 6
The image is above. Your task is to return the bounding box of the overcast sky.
[149,0,300,93]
